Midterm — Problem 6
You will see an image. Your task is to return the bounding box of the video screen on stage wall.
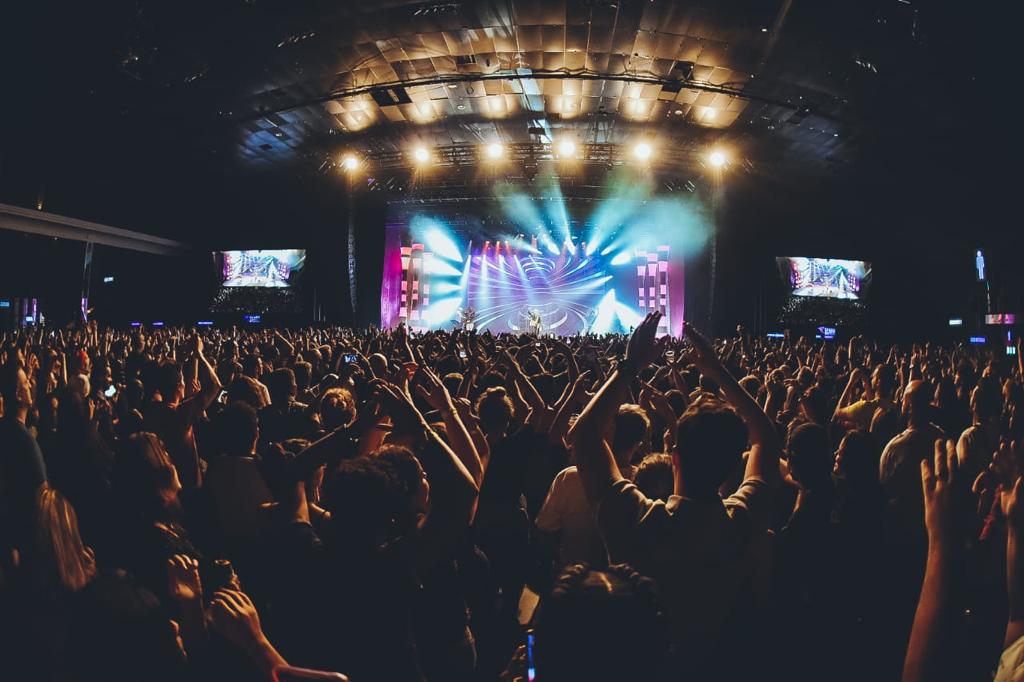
[215,249,306,288]
[380,179,709,337]
[776,256,871,300]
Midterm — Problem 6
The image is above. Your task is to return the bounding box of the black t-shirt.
[479,426,541,504]
[0,417,47,543]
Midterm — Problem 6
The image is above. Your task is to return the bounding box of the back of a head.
[786,422,832,491]
[476,386,513,433]
[533,563,667,682]
[875,364,898,398]
[973,376,1003,422]
[293,361,313,390]
[611,404,650,455]
[319,386,356,431]
[323,447,419,552]
[227,375,265,410]
[214,402,259,455]
[65,575,184,682]
[442,372,463,396]
[800,385,829,425]
[266,367,297,402]
[904,379,934,423]
[634,453,674,502]
[32,487,95,593]
[836,429,878,487]
[113,433,176,519]
[674,400,748,498]
[151,361,183,402]
[0,360,26,411]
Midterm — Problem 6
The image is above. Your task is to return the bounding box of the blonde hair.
[36,486,95,592]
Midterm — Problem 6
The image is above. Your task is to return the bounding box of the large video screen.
[216,249,306,288]
[777,256,871,300]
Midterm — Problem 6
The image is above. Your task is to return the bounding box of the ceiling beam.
[236,70,809,127]
[0,203,190,256]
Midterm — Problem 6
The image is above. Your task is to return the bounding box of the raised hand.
[976,439,1024,518]
[921,439,959,544]
[416,367,454,413]
[624,311,664,370]
[373,379,426,434]
[167,554,203,604]
[452,397,478,425]
[1001,477,1024,532]
[680,321,721,376]
[568,369,593,403]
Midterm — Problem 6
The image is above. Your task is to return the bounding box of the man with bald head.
[879,380,945,540]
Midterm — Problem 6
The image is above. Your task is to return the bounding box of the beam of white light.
[431,282,463,296]
[425,228,463,263]
[426,297,462,326]
[428,259,463,277]
[592,290,617,334]
[614,301,645,330]
[610,251,632,266]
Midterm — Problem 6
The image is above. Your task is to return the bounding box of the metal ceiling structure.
[225,0,857,182]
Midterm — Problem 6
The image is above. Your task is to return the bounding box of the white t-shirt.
[536,464,635,568]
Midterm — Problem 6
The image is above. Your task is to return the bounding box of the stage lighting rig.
[341,154,359,171]
[413,146,430,164]
[708,149,728,168]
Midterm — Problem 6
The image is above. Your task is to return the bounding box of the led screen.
[777,256,871,300]
[217,249,306,288]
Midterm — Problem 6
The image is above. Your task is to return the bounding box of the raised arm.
[832,368,865,423]
[573,312,663,504]
[416,367,485,487]
[377,381,478,527]
[1003,476,1024,648]
[682,322,781,484]
[549,370,591,446]
[902,440,959,682]
[504,350,545,414]
[192,334,223,412]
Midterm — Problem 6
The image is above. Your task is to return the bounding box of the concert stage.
[379,192,709,337]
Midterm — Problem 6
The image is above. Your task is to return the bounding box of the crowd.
[2,316,1024,681]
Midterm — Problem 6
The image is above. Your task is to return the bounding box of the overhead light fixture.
[413,146,430,163]
[557,139,576,157]
[708,149,728,168]
[485,142,504,159]
[633,142,653,161]
[341,154,359,171]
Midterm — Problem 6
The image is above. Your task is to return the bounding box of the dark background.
[1,0,1019,339]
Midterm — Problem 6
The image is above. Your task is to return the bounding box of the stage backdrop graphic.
[776,256,872,301]
[217,249,306,288]
[380,193,706,337]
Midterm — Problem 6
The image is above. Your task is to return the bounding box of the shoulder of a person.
[553,465,579,481]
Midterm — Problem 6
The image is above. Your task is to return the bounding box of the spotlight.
[708,149,727,168]
[557,139,576,157]
[341,154,359,171]
[633,142,652,161]
[485,142,504,159]
[413,146,430,163]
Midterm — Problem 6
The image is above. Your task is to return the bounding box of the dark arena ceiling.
[0,0,1012,247]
